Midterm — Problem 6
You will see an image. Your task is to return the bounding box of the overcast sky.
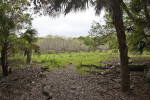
[32,7,105,38]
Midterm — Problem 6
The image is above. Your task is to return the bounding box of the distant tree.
[77,36,93,46]
[88,16,117,51]
[38,35,87,53]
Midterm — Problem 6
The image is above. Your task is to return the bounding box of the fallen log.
[81,64,149,71]
[129,65,148,71]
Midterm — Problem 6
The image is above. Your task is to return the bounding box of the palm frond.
[25,28,38,36]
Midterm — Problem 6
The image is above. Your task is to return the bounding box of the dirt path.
[24,65,123,100]
[0,60,150,100]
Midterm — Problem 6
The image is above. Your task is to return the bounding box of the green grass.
[31,51,117,72]
[32,51,116,66]
[129,54,150,58]
[9,51,150,73]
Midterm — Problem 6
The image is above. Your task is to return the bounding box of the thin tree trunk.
[111,0,130,92]
[26,50,32,64]
[1,43,8,76]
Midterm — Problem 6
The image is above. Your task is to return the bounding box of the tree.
[21,28,39,64]
[0,10,15,76]
[33,0,130,92]
[122,0,150,54]
[88,21,118,51]
[0,0,32,76]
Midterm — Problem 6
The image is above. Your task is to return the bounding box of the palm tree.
[0,0,32,76]
[0,10,15,76]
[21,28,39,64]
[33,0,130,92]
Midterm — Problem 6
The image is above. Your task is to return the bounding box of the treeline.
[37,35,112,53]
[37,35,88,53]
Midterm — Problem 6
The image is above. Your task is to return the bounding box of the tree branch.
[121,1,136,22]
[122,1,146,25]
[142,0,150,28]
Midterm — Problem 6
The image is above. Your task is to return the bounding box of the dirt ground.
[0,58,150,100]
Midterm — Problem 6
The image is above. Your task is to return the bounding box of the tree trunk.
[26,50,32,64]
[111,0,130,92]
[1,43,8,76]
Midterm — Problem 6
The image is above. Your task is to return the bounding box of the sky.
[32,7,105,38]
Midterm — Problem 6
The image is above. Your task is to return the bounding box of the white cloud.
[32,7,105,38]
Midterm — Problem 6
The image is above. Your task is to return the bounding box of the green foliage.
[0,0,32,69]
[122,0,150,54]
[88,19,117,51]
[87,0,150,54]
[129,0,142,13]
[77,36,93,46]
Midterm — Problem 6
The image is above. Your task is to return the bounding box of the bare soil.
[0,57,150,100]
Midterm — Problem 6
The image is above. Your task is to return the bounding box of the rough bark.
[26,50,32,64]
[1,43,9,76]
[111,0,130,92]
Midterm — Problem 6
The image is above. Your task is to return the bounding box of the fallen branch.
[81,64,108,69]
[129,65,148,71]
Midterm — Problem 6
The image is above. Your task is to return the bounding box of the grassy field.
[31,51,117,73]
[33,51,116,65]
[9,51,150,73]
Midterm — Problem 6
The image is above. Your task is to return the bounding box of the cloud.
[32,7,105,38]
